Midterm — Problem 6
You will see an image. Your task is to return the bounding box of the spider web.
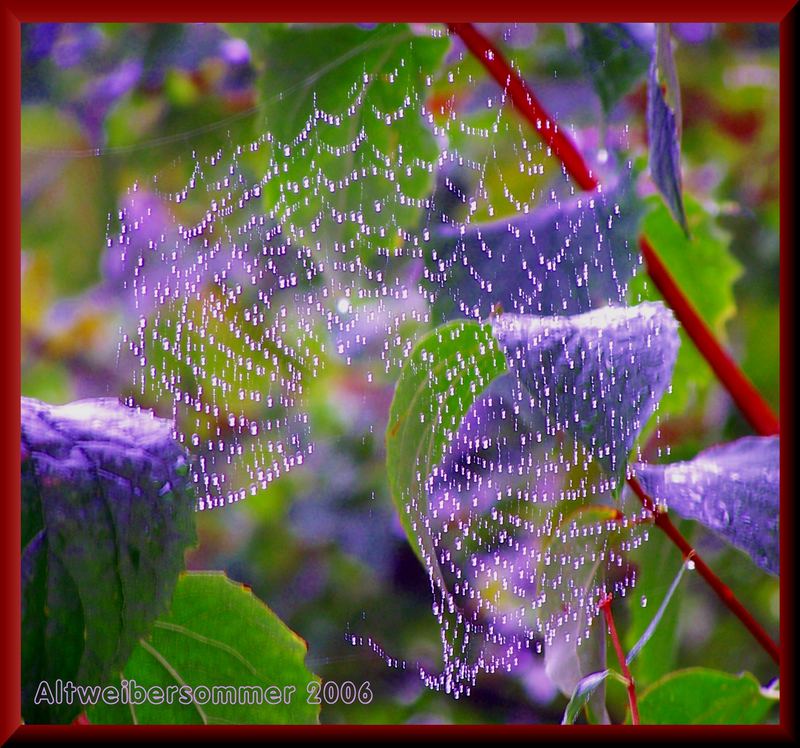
[107,23,671,698]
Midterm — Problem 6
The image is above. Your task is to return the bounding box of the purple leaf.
[647,56,689,235]
[432,175,642,321]
[21,397,196,723]
[491,301,679,480]
[634,436,779,575]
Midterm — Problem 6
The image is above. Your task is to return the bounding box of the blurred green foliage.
[21,22,779,724]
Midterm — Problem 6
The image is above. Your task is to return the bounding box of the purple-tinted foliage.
[622,24,656,47]
[73,59,143,144]
[22,396,185,462]
[103,189,173,302]
[51,24,104,69]
[446,23,537,65]
[516,650,558,706]
[491,301,680,480]
[672,23,715,45]
[621,23,715,48]
[647,58,688,234]
[634,436,779,575]
[287,440,400,578]
[217,37,255,93]
[24,23,61,63]
[103,188,262,319]
[102,191,168,323]
[21,397,196,724]
[146,24,246,84]
[429,373,548,520]
[332,283,428,364]
[431,172,642,323]
[23,23,257,145]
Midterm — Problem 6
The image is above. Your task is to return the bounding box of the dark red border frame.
[2,4,795,742]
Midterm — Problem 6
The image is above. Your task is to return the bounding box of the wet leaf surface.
[21,397,196,723]
[491,301,680,480]
[88,572,320,724]
[635,436,779,575]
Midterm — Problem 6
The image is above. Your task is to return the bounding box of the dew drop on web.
[108,23,669,698]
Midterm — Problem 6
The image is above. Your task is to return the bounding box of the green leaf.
[258,24,445,147]
[88,572,320,725]
[629,196,742,421]
[637,668,778,724]
[21,398,197,724]
[386,321,507,576]
[739,299,780,414]
[579,24,649,116]
[255,24,448,250]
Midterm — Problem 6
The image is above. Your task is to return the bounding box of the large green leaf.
[386,320,507,575]
[255,24,448,250]
[630,196,742,421]
[88,572,320,724]
[21,397,197,724]
[637,668,778,724]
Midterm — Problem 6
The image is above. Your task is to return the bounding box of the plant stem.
[448,22,780,438]
[599,595,639,725]
[639,237,780,436]
[627,476,780,665]
[446,23,598,191]
[451,21,782,667]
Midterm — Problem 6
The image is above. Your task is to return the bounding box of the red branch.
[451,22,782,667]
[639,237,780,437]
[600,595,639,725]
[628,477,780,665]
[447,23,599,192]
[448,22,780,438]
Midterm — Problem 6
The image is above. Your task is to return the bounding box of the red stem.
[599,595,639,725]
[448,22,780,438]
[447,23,599,191]
[639,237,780,437]
[628,476,780,665]
[451,22,782,667]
